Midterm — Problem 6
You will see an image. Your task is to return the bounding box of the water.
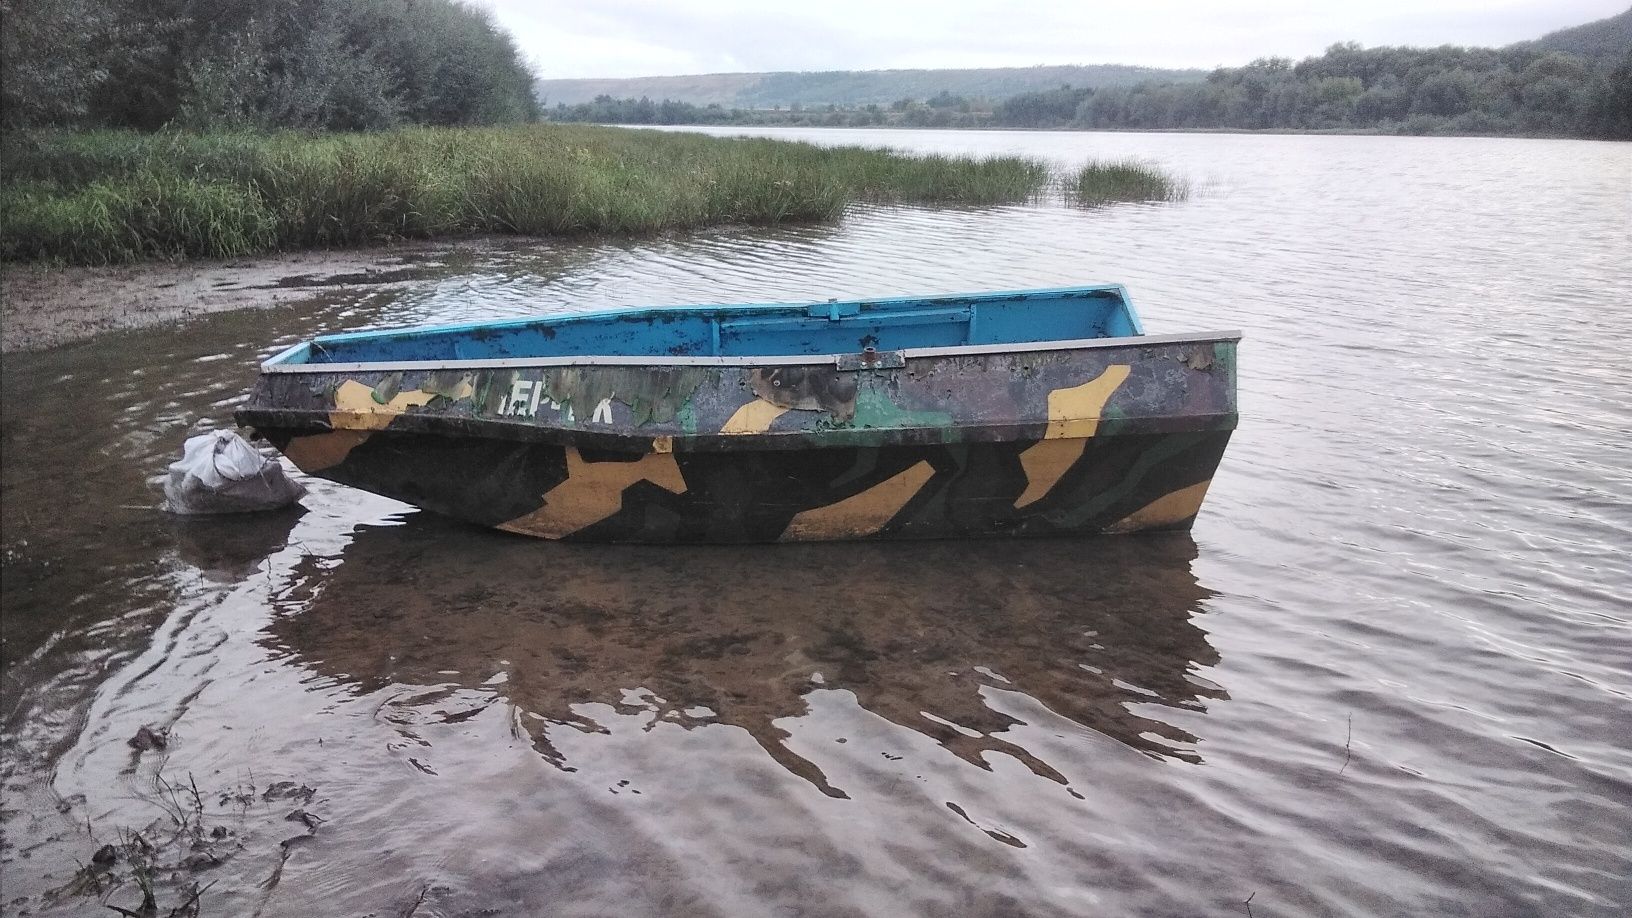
[3,129,1630,917]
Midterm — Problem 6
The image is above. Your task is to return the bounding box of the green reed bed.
[1067,158,1191,206]
[0,126,1057,264]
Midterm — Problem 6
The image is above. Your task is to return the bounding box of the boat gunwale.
[260,330,1243,375]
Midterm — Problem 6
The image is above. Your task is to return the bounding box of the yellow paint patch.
[781,461,935,541]
[1014,438,1088,509]
[651,435,674,454]
[721,399,790,435]
[1106,480,1213,533]
[280,429,373,473]
[499,449,688,540]
[1012,366,1131,508]
[1044,364,1131,439]
[329,378,474,432]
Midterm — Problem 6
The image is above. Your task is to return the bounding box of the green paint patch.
[842,384,955,430]
[371,373,402,404]
[1213,341,1238,390]
[675,401,700,436]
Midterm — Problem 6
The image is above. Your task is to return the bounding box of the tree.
[1412,69,1481,117]
[2,0,538,130]
[0,0,116,128]
[1604,49,1632,137]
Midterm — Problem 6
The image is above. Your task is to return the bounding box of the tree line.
[550,42,1632,140]
[992,43,1632,139]
[546,95,998,129]
[0,0,538,131]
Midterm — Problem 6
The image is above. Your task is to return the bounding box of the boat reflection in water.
[263,517,1224,795]
[169,506,307,583]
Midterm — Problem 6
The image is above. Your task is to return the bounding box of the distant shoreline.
[607,121,1609,143]
[547,19,1632,145]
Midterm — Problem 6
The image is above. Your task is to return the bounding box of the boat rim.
[259,330,1243,374]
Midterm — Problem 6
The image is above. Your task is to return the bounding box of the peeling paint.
[241,335,1237,542]
[722,400,791,435]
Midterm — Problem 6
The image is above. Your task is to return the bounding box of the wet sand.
[0,238,511,354]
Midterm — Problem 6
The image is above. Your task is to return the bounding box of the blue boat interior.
[273,286,1144,365]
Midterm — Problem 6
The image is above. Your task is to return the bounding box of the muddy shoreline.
[0,237,529,354]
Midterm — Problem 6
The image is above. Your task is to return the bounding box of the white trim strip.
[259,331,1242,374]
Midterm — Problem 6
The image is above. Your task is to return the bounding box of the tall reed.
[1,126,1055,264]
[1066,158,1191,206]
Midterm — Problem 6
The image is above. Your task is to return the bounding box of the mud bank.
[0,238,518,354]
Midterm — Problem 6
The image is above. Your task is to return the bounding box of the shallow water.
[2,129,1630,917]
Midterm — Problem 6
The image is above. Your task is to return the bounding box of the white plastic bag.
[163,430,307,515]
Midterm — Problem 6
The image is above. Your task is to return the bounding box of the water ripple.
[2,130,1630,917]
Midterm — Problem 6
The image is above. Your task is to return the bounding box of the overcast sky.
[476,0,1627,79]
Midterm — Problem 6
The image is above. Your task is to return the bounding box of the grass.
[1067,158,1190,206]
[48,770,230,916]
[0,125,1057,264]
[1,127,1189,265]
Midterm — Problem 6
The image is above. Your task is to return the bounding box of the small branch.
[398,882,431,918]
[1339,713,1353,775]
[167,880,216,918]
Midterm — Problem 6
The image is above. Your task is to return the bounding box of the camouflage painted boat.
[236,286,1238,542]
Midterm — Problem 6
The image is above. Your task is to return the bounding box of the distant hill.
[536,64,1206,108]
[535,73,759,108]
[1512,5,1632,59]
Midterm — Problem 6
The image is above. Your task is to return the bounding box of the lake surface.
[3,128,1629,917]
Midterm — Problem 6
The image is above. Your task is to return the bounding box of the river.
[2,128,1629,916]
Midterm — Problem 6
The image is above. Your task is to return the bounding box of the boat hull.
[239,333,1238,542]
[258,427,1231,542]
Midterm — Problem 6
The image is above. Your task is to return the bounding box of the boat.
[235,286,1238,542]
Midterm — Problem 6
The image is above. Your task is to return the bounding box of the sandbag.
[163,430,306,515]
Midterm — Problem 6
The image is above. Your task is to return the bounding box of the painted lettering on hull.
[242,338,1236,542]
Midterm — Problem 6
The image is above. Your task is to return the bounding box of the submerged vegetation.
[0,125,1068,264]
[1067,160,1190,206]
